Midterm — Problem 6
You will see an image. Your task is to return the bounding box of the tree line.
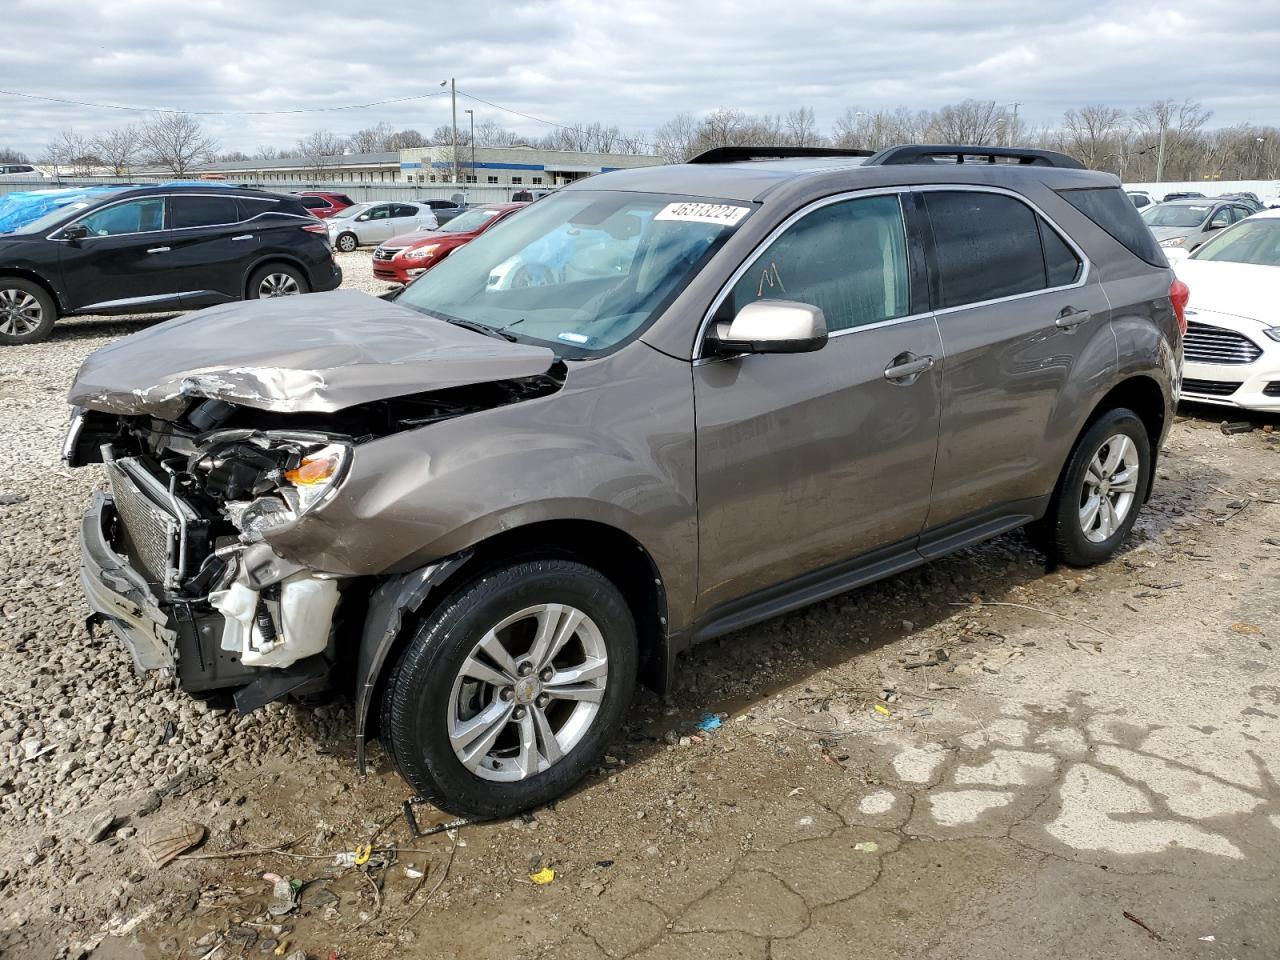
[10,97,1279,183]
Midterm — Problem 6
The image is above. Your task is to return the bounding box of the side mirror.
[711,300,828,355]
[61,224,89,241]
[355,214,370,222]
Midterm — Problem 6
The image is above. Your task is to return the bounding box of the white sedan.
[1171,209,1280,412]
[326,201,438,252]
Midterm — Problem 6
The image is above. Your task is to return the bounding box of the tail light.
[1169,278,1189,336]
[302,222,328,236]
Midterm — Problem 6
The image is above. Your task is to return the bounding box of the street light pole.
[450,78,459,187]
[464,108,475,189]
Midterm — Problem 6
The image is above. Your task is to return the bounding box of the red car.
[372,202,527,283]
[294,191,355,219]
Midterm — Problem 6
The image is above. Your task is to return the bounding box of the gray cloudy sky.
[4,0,1279,156]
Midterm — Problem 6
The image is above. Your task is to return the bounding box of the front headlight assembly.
[1159,236,1186,248]
[404,244,440,261]
[195,434,351,543]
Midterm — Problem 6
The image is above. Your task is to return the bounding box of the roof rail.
[864,144,1084,170]
[688,146,874,164]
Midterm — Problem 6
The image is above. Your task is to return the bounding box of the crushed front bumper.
[80,490,177,672]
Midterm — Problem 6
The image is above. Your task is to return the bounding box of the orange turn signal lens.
[284,452,340,486]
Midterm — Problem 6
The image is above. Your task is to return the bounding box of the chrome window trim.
[45,192,302,241]
[908,184,1091,317]
[693,186,918,360]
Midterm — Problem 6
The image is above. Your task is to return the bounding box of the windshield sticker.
[654,202,750,226]
[557,332,590,344]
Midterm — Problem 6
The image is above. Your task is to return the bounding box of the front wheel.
[1034,408,1151,567]
[0,277,57,346]
[335,233,358,253]
[380,559,637,818]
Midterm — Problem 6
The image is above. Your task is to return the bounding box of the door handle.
[146,246,170,254]
[883,353,935,382]
[1055,307,1091,329]
[231,234,254,242]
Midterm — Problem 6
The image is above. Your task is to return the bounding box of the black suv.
[0,186,342,345]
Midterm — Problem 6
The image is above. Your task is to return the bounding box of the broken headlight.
[196,434,351,543]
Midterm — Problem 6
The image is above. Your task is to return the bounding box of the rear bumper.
[313,260,343,293]
[80,491,176,672]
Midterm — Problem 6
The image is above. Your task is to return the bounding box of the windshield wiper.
[446,318,518,342]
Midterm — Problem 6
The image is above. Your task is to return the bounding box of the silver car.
[327,201,439,251]
[1141,198,1255,253]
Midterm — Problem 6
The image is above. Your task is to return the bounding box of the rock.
[20,737,44,760]
[1220,420,1254,435]
[87,810,118,843]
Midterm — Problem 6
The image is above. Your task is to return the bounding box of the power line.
[0,88,450,116]
[457,89,659,150]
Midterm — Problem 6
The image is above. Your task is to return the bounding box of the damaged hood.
[68,289,557,419]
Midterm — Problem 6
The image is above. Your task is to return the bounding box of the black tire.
[247,264,309,300]
[335,233,358,253]
[380,559,637,819]
[0,277,57,346]
[1035,408,1151,567]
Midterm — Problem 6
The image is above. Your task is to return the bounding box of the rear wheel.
[381,559,637,818]
[1035,408,1151,567]
[248,264,308,299]
[0,277,56,346]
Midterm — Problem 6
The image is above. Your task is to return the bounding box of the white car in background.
[326,201,438,252]
[1171,208,1280,412]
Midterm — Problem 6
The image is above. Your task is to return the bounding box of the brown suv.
[66,144,1185,817]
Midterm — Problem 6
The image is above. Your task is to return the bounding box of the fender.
[353,550,471,773]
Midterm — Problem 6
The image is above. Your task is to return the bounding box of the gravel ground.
[1,252,1278,960]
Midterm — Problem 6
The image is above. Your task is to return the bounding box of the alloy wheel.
[0,288,43,337]
[447,603,609,783]
[258,273,301,298]
[1079,433,1140,543]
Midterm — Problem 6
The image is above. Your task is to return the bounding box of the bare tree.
[0,147,29,164]
[474,118,517,147]
[349,121,395,153]
[386,128,427,150]
[91,125,143,176]
[42,129,99,177]
[783,107,825,147]
[141,113,218,176]
[295,130,348,179]
[653,112,700,163]
[1061,105,1125,171]
[931,100,1004,145]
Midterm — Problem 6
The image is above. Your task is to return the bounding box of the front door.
[693,192,943,615]
[57,196,180,311]
[359,204,397,243]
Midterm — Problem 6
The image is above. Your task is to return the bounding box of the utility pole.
[450,78,459,187]
[1155,114,1167,183]
[464,108,475,189]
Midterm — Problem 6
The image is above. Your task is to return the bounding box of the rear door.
[693,192,943,615]
[57,196,178,311]
[163,194,251,307]
[916,187,1111,533]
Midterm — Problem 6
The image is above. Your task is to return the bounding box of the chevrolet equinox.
[66,145,1185,818]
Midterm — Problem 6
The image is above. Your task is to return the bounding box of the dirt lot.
[2,251,1279,960]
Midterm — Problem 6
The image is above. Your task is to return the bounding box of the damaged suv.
[67,145,1183,818]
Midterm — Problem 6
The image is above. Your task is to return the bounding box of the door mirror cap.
[713,300,828,355]
[355,214,370,222]
[61,224,89,241]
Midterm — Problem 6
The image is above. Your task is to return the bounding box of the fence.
[0,177,543,205]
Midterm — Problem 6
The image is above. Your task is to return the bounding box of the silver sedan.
[327,201,439,252]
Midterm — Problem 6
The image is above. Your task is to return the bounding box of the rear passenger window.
[924,192,1046,308]
[1040,221,1082,287]
[722,194,910,333]
[237,198,280,221]
[168,195,238,229]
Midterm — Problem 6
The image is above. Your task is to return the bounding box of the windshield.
[6,202,93,235]
[1142,204,1211,228]
[439,207,504,233]
[395,191,751,356]
[1191,219,1280,265]
[331,203,368,219]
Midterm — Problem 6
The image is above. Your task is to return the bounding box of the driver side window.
[78,198,166,237]
[367,205,391,220]
[721,194,910,332]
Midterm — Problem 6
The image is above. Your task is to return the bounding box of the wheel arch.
[351,519,671,772]
[0,268,65,314]
[1079,375,1168,501]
